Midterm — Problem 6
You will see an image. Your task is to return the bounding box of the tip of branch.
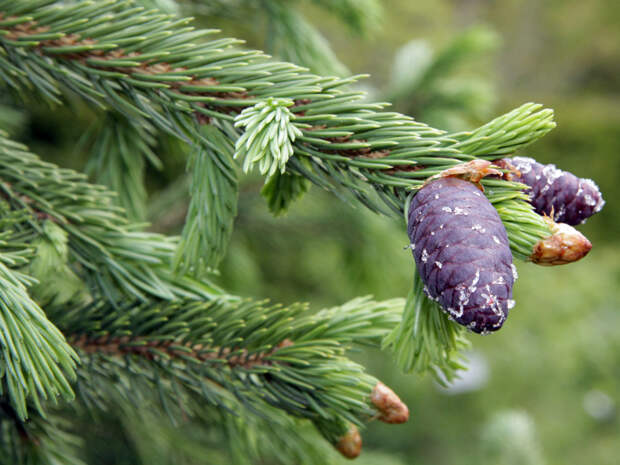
[336,425,362,459]
[371,382,409,424]
[530,218,592,266]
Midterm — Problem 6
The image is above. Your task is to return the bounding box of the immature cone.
[497,157,604,225]
[530,217,592,265]
[408,177,516,334]
[371,382,409,424]
[336,425,362,459]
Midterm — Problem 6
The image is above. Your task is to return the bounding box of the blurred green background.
[14,0,619,464]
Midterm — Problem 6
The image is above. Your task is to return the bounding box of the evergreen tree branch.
[0,3,559,418]
[0,131,223,303]
[174,124,238,274]
[0,259,77,420]
[0,1,590,462]
[0,3,560,429]
[84,114,161,222]
[0,127,400,430]
[0,0,553,259]
[61,295,404,447]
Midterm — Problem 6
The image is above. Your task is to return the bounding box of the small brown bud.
[530,218,592,266]
[370,382,409,424]
[336,425,362,459]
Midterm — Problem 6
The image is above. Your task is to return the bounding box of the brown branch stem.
[70,334,294,369]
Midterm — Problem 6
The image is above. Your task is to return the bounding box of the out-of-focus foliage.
[380,25,501,131]
[175,0,383,76]
[479,410,545,465]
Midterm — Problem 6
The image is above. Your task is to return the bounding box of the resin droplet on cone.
[408,177,516,334]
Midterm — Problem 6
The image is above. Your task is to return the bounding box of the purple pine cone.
[499,157,604,225]
[408,177,516,334]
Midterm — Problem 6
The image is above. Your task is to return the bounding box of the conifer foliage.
[0,1,602,463]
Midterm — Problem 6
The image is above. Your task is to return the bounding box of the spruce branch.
[0,1,597,463]
[63,296,405,447]
[175,124,238,273]
[0,1,563,429]
[0,2,591,461]
[0,260,77,420]
[0,0,553,258]
[84,114,161,222]
[0,131,223,303]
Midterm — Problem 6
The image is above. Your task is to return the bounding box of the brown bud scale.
[371,382,409,424]
[530,218,592,265]
[336,425,362,459]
